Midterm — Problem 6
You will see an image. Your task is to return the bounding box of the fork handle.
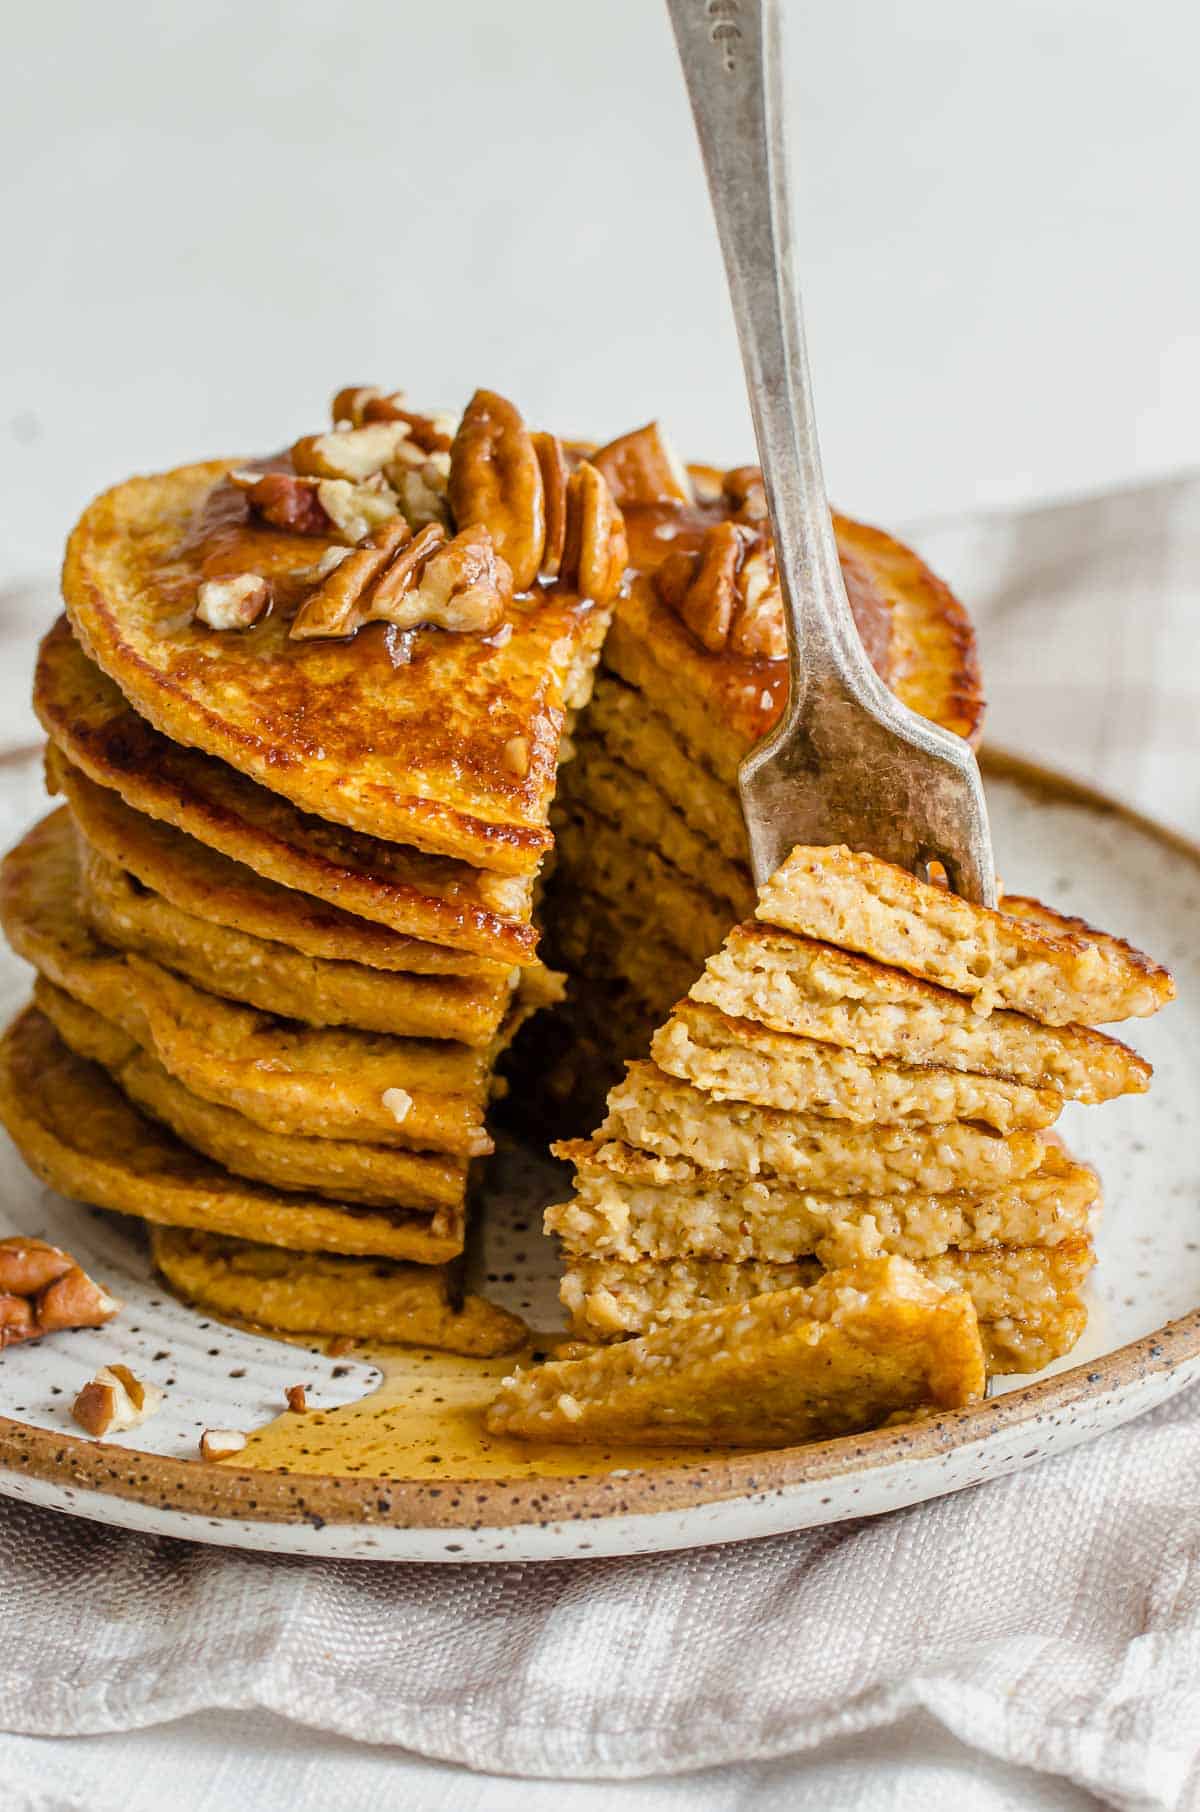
[665,0,878,724]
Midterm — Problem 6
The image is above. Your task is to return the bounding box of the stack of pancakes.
[0,392,621,1354]
[544,465,987,1122]
[549,845,1173,1376]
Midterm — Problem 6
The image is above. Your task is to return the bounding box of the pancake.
[36,980,465,1210]
[558,737,752,916]
[55,746,506,977]
[486,1256,986,1446]
[549,1138,1100,1265]
[79,842,515,1044]
[554,808,735,968]
[580,673,749,863]
[651,999,1063,1133]
[693,923,1152,1102]
[1,814,494,1158]
[602,1063,1048,1195]
[62,456,610,871]
[0,1007,462,1260]
[756,845,1175,1025]
[559,1242,1093,1374]
[150,1226,526,1356]
[36,622,537,963]
[602,507,985,794]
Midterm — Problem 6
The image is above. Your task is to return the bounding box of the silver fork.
[666,0,996,906]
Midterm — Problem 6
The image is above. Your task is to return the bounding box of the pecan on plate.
[0,1237,121,1349]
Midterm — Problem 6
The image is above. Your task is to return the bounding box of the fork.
[666,0,997,907]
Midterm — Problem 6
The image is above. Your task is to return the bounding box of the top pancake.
[62,458,610,874]
[606,497,985,786]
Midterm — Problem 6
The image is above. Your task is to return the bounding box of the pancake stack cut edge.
[488,845,1173,1445]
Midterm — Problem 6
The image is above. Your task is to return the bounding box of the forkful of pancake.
[486,0,1174,1448]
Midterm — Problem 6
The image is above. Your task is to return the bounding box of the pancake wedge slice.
[692,923,1152,1102]
[547,1138,1100,1265]
[0,1007,463,1261]
[151,1227,526,1357]
[756,845,1174,1025]
[560,1242,1094,1375]
[602,1063,1048,1196]
[36,622,536,963]
[486,1256,986,1446]
[62,456,612,870]
[652,999,1062,1133]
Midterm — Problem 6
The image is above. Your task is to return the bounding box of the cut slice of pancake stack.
[538,442,987,1125]
[543,844,1174,1380]
[0,385,629,1354]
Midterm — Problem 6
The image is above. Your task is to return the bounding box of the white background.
[2,0,1196,584]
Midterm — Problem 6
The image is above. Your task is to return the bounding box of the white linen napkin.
[0,473,1198,1811]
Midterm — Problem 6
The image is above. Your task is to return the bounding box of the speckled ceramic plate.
[0,749,1195,1562]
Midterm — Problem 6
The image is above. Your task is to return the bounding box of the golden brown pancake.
[603,506,984,794]
[0,1007,463,1260]
[35,979,466,1210]
[486,1256,985,1445]
[55,746,506,977]
[602,1063,1048,1195]
[1,813,495,1159]
[150,1225,526,1356]
[549,1137,1099,1265]
[36,623,537,963]
[559,1242,1094,1374]
[692,922,1152,1102]
[652,998,1063,1134]
[78,841,515,1044]
[757,845,1175,1025]
[62,457,609,871]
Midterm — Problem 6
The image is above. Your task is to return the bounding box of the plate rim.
[0,747,1193,1534]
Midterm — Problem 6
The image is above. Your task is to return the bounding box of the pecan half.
[591,422,693,507]
[368,525,512,633]
[448,389,545,592]
[195,572,271,630]
[560,461,628,605]
[290,521,412,639]
[0,1238,121,1348]
[532,432,569,579]
[654,520,786,659]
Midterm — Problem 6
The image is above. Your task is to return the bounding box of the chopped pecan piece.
[200,1427,246,1461]
[195,572,271,630]
[723,464,769,522]
[72,1364,164,1438]
[315,477,401,544]
[532,432,569,579]
[331,385,388,426]
[285,1384,309,1414]
[290,521,412,639]
[0,1238,121,1348]
[654,520,786,659]
[560,461,628,605]
[231,470,333,536]
[591,422,694,507]
[293,423,414,483]
[449,389,545,592]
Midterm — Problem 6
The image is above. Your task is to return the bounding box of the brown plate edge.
[0,744,1194,1533]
